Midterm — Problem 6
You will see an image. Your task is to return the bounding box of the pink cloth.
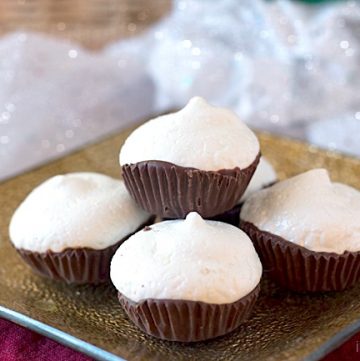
[0,318,92,361]
[0,317,359,360]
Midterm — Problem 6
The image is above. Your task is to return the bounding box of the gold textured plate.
[1,124,360,361]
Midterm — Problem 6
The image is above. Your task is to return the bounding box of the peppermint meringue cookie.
[211,157,277,226]
[240,157,277,203]
[120,97,261,218]
[9,172,152,284]
[240,169,360,292]
[120,96,259,171]
[111,212,262,342]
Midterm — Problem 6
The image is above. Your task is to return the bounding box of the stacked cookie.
[8,97,360,343]
[9,173,153,284]
[112,212,262,342]
[112,97,265,341]
[240,169,360,292]
[119,96,261,218]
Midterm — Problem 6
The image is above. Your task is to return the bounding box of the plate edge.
[0,306,126,361]
[304,319,360,361]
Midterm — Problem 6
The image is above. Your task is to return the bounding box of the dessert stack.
[114,97,264,341]
[8,97,360,343]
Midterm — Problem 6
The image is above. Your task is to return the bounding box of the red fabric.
[0,316,359,360]
[0,318,93,361]
[322,333,360,361]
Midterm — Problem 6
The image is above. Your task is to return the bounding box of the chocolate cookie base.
[117,285,260,342]
[16,217,154,285]
[241,221,360,292]
[122,153,260,219]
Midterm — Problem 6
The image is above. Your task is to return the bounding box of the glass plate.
[1,124,360,361]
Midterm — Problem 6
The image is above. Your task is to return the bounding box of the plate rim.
[1,128,360,361]
[304,318,360,361]
[1,303,360,361]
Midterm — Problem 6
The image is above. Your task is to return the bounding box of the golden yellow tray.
[1,124,360,361]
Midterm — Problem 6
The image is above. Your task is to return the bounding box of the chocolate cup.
[122,153,261,219]
[209,204,243,227]
[163,203,242,225]
[117,284,260,342]
[162,204,241,226]
[240,221,360,292]
[16,217,154,285]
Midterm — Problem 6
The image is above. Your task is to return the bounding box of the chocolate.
[209,204,242,226]
[241,221,360,292]
[122,153,260,219]
[16,217,154,284]
[118,284,260,342]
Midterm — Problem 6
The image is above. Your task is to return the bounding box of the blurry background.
[0,0,171,49]
[0,0,359,180]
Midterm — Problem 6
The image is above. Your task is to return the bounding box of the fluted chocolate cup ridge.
[118,284,260,342]
[240,220,360,292]
[122,153,261,219]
